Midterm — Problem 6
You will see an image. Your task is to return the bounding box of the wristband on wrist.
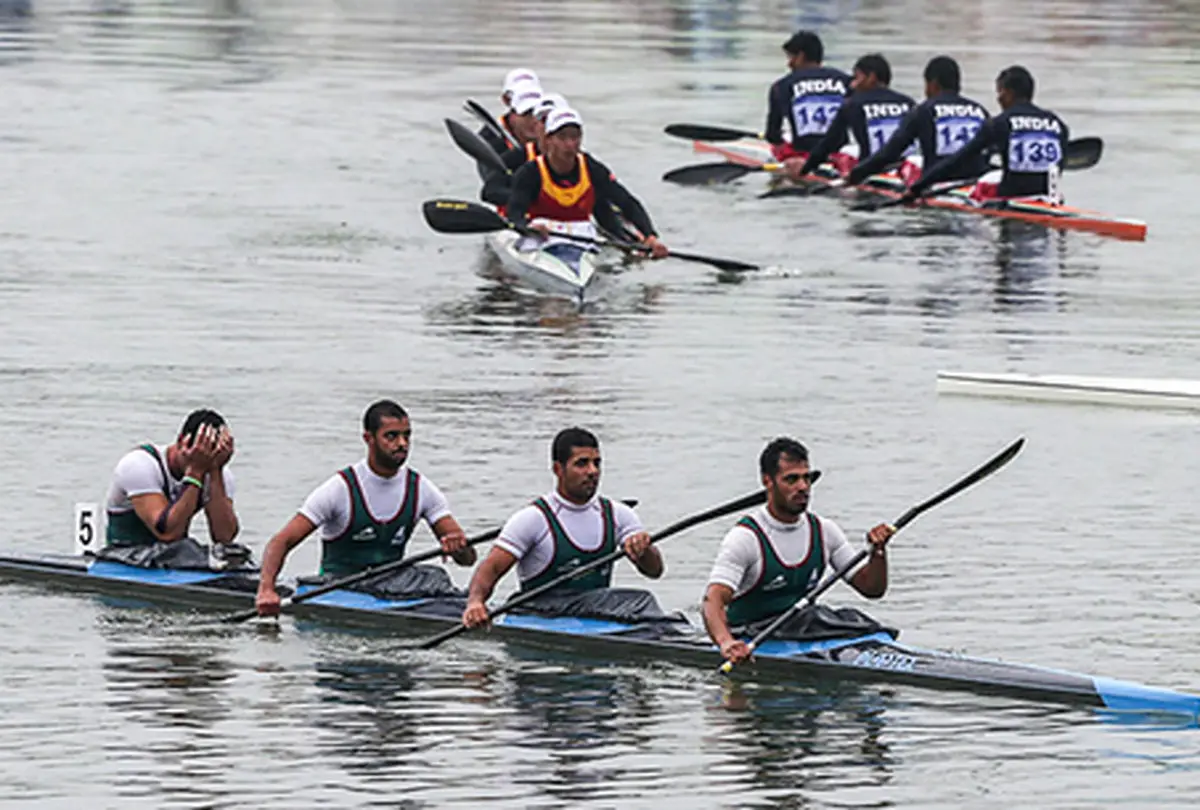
[182,475,204,490]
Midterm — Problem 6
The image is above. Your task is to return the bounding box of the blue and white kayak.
[1,553,1197,721]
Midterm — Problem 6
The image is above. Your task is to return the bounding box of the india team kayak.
[766,30,1068,204]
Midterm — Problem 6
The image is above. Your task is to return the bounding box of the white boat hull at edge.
[484,230,604,302]
[937,371,1200,411]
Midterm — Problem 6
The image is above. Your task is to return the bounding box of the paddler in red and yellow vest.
[477,68,542,157]
[255,399,476,616]
[479,86,548,213]
[702,437,895,667]
[460,427,664,630]
[505,107,668,258]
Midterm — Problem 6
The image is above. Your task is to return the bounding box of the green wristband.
[182,475,204,490]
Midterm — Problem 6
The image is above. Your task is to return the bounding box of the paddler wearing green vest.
[254,399,475,617]
[461,427,662,629]
[703,437,894,666]
[104,408,239,548]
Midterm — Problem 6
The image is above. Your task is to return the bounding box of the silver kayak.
[485,230,614,302]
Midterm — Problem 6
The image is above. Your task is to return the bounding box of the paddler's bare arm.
[129,431,217,542]
[622,531,663,579]
[255,514,317,616]
[462,546,518,628]
[431,515,476,566]
[847,523,893,598]
[203,429,239,544]
[702,583,752,664]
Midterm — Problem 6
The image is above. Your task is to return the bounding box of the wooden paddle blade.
[444,118,507,175]
[422,199,509,234]
[1064,137,1102,171]
[664,123,762,142]
[662,162,759,186]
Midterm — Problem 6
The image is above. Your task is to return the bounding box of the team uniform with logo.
[707,505,862,627]
[798,87,918,178]
[299,459,452,577]
[506,152,658,249]
[496,490,644,592]
[764,66,853,161]
[911,101,1069,203]
[847,92,991,187]
[105,443,236,547]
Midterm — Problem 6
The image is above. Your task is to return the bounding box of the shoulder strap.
[138,444,170,496]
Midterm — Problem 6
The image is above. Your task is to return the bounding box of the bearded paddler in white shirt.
[255,399,475,616]
[702,438,895,665]
[461,427,664,628]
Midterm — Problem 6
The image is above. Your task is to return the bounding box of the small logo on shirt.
[351,526,378,543]
[763,574,788,591]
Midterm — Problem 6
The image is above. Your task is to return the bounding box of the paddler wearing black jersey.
[764,30,852,166]
[792,54,916,181]
[844,56,990,188]
[904,65,1069,204]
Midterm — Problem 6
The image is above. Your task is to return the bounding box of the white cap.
[535,92,569,120]
[544,107,583,135]
[502,68,540,97]
[509,85,543,116]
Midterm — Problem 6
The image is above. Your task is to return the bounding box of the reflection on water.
[705,679,895,800]
[311,657,425,778]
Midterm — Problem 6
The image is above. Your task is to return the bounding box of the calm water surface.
[2,0,1200,807]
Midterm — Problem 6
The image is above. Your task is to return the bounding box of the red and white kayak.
[692,141,1148,242]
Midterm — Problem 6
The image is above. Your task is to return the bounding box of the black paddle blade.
[462,98,508,145]
[893,436,1025,529]
[675,250,759,273]
[662,162,760,186]
[758,184,817,200]
[664,123,762,142]
[848,196,910,213]
[1064,136,1102,171]
[444,118,507,175]
[422,199,509,234]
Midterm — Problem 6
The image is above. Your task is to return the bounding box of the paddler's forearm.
[258,535,292,593]
[203,474,239,544]
[154,483,204,542]
[701,587,737,649]
[851,551,888,598]
[598,180,656,238]
[633,546,664,579]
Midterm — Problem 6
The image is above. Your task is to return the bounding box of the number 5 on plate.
[74,503,101,556]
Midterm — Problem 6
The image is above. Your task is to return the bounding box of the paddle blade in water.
[662,163,759,186]
[674,250,758,273]
[422,199,509,234]
[664,123,762,142]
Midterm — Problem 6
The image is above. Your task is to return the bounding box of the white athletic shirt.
[105,444,236,515]
[496,490,644,585]
[299,459,451,540]
[707,506,861,597]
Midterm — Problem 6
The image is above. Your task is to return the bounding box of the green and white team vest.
[320,466,420,578]
[106,444,175,547]
[726,513,825,627]
[519,496,618,592]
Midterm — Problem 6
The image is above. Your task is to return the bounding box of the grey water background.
[1,0,1199,806]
